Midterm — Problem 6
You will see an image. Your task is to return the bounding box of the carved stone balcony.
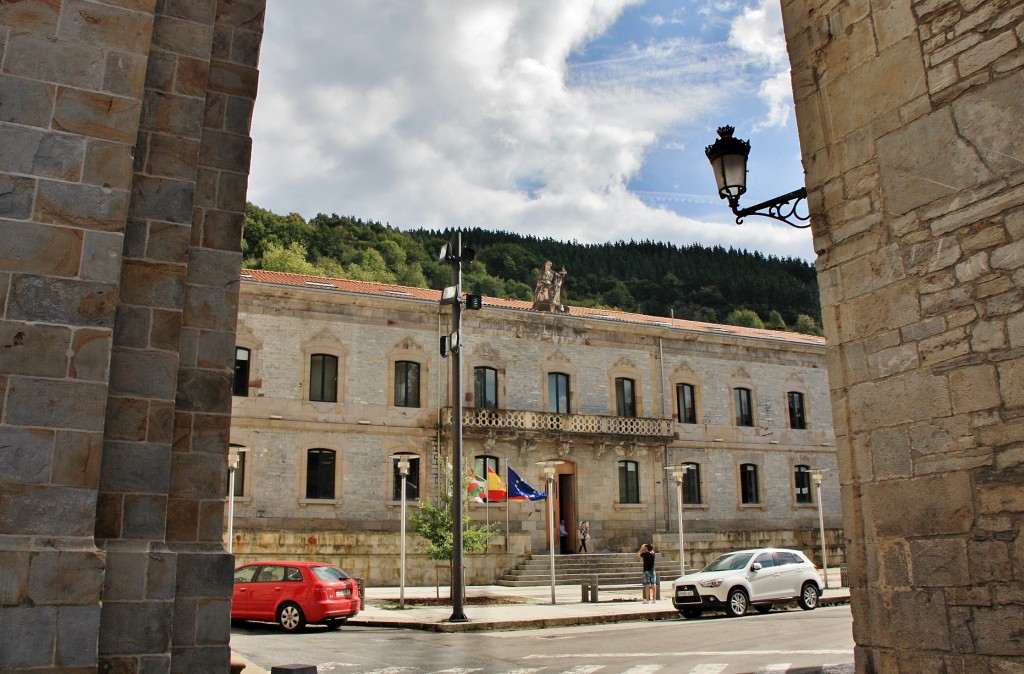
[442,407,675,442]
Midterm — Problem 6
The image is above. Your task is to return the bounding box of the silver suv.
[671,548,822,618]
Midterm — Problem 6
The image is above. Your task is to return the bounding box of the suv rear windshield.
[311,566,350,581]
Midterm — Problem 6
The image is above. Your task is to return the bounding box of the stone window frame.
[737,461,764,508]
[617,459,641,504]
[384,446,426,507]
[300,338,348,408]
[233,332,263,398]
[607,361,644,417]
[673,381,702,425]
[731,385,758,428]
[786,389,809,430]
[544,370,573,414]
[680,461,704,507]
[471,364,501,409]
[233,346,252,397]
[792,461,816,507]
[309,353,339,403]
[386,343,428,409]
[228,442,252,503]
[298,445,344,506]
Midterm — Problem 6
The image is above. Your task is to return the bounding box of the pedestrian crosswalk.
[319,664,854,674]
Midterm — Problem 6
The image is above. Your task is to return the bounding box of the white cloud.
[248,0,813,261]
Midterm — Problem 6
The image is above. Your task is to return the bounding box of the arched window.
[309,353,338,402]
[233,347,250,397]
[474,366,498,409]
[788,391,807,429]
[615,377,636,417]
[740,463,760,504]
[306,448,336,499]
[795,464,812,504]
[394,360,421,407]
[676,383,696,424]
[618,460,640,504]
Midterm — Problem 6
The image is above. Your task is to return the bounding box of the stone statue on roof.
[533,261,568,313]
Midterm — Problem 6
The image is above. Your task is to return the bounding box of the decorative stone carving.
[533,260,568,313]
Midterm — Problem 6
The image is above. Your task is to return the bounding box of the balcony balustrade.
[442,407,675,441]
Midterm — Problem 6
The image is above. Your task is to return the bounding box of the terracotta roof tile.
[240,268,826,347]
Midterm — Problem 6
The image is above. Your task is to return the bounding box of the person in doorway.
[637,543,657,603]
[558,520,568,554]
[578,520,590,553]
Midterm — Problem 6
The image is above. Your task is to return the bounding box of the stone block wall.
[783,0,1024,670]
[0,2,265,672]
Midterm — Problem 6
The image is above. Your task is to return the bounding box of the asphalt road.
[231,604,855,674]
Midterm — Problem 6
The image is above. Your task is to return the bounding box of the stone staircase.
[496,552,683,587]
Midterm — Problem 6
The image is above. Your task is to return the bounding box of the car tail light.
[314,586,329,601]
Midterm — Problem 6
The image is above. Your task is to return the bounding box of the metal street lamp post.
[394,453,415,608]
[536,460,564,604]
[810,468,829,589]
[665,464,691,579]
[227,448,248,554]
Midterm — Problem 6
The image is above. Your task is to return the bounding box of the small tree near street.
[410,487,498,562]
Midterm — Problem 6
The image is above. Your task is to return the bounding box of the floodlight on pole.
[665,464,691,579]
[227,447,248,555]
[394,452,416,609]
[809,468,829,589]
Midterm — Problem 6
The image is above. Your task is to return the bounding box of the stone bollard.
[581,578,590,602]
[355,577,366,604]
[271,666,316,674]
[588,575,599,602]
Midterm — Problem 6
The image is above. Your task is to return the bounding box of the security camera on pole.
[438,231,481,623]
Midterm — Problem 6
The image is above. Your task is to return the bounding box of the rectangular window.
[740,463,760,504]
[233,452,246,498]
[615,377,636,417]
[682,462,702,505]
[392,456,420,501]
[795,464,812,504]
[474,367,498,409]
[394,361,421,407]
[734,388,753,426]
[473,455,498,477]
[548,372,570,414]
[233,347,250,397]
[309,354,338,402]
[676,383,696,424]
[788,391,807,429]
[306,448,336,499]
[618,460,640,504]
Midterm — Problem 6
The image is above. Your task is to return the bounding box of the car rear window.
[774,551,801,566]
[311,566,350,581]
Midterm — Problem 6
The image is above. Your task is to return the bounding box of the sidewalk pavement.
[233,572,850,673]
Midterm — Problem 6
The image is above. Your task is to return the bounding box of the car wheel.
[277,602,306,631]
[324,618,346,630]
[725,588,748,617]
[755,603,772,614]
[681,608,702,619]
[798,582,820,611]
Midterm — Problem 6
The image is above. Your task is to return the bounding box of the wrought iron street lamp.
[809,468,829,589]
[706,126,811,228]
[394,452,417,609]
[535,460,564,605]
[665,465,691,579]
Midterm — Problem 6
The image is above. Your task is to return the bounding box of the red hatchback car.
[232,561,361,631]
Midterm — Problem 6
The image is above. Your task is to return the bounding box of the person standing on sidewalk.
[637,543,657,603]
[578,520,590,553]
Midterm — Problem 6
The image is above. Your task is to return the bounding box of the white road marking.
[619,666,663,674]
[316,664,358,672]
[687,666,728,674]
[500,669,543,674]
[524,650,852,659]
[428,670,483,674]
[560,666,606,674]
[822,666,855,674]
[754,665,791,673]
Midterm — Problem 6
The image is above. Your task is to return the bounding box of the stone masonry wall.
[783,0,1024,671]
[0,2,265,672]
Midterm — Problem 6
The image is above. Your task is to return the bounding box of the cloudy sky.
[248,0,814,261]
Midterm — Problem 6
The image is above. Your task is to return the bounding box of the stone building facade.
[1,0,1022,672]
[783,0,1024,671]
[227,269,841,585]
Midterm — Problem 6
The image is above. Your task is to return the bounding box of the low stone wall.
[231,529,532,587]
[231,528,845,586]
[652,528,846,572]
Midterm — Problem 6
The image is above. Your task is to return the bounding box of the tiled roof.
[240,268,826,347]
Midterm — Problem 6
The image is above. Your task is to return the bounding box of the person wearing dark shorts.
[637,543,657,603]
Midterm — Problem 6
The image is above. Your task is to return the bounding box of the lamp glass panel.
[722,153,747,197]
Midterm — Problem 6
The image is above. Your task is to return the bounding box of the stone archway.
[0,1,1021,672]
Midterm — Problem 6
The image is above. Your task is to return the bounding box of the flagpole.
[504,460,510,553]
